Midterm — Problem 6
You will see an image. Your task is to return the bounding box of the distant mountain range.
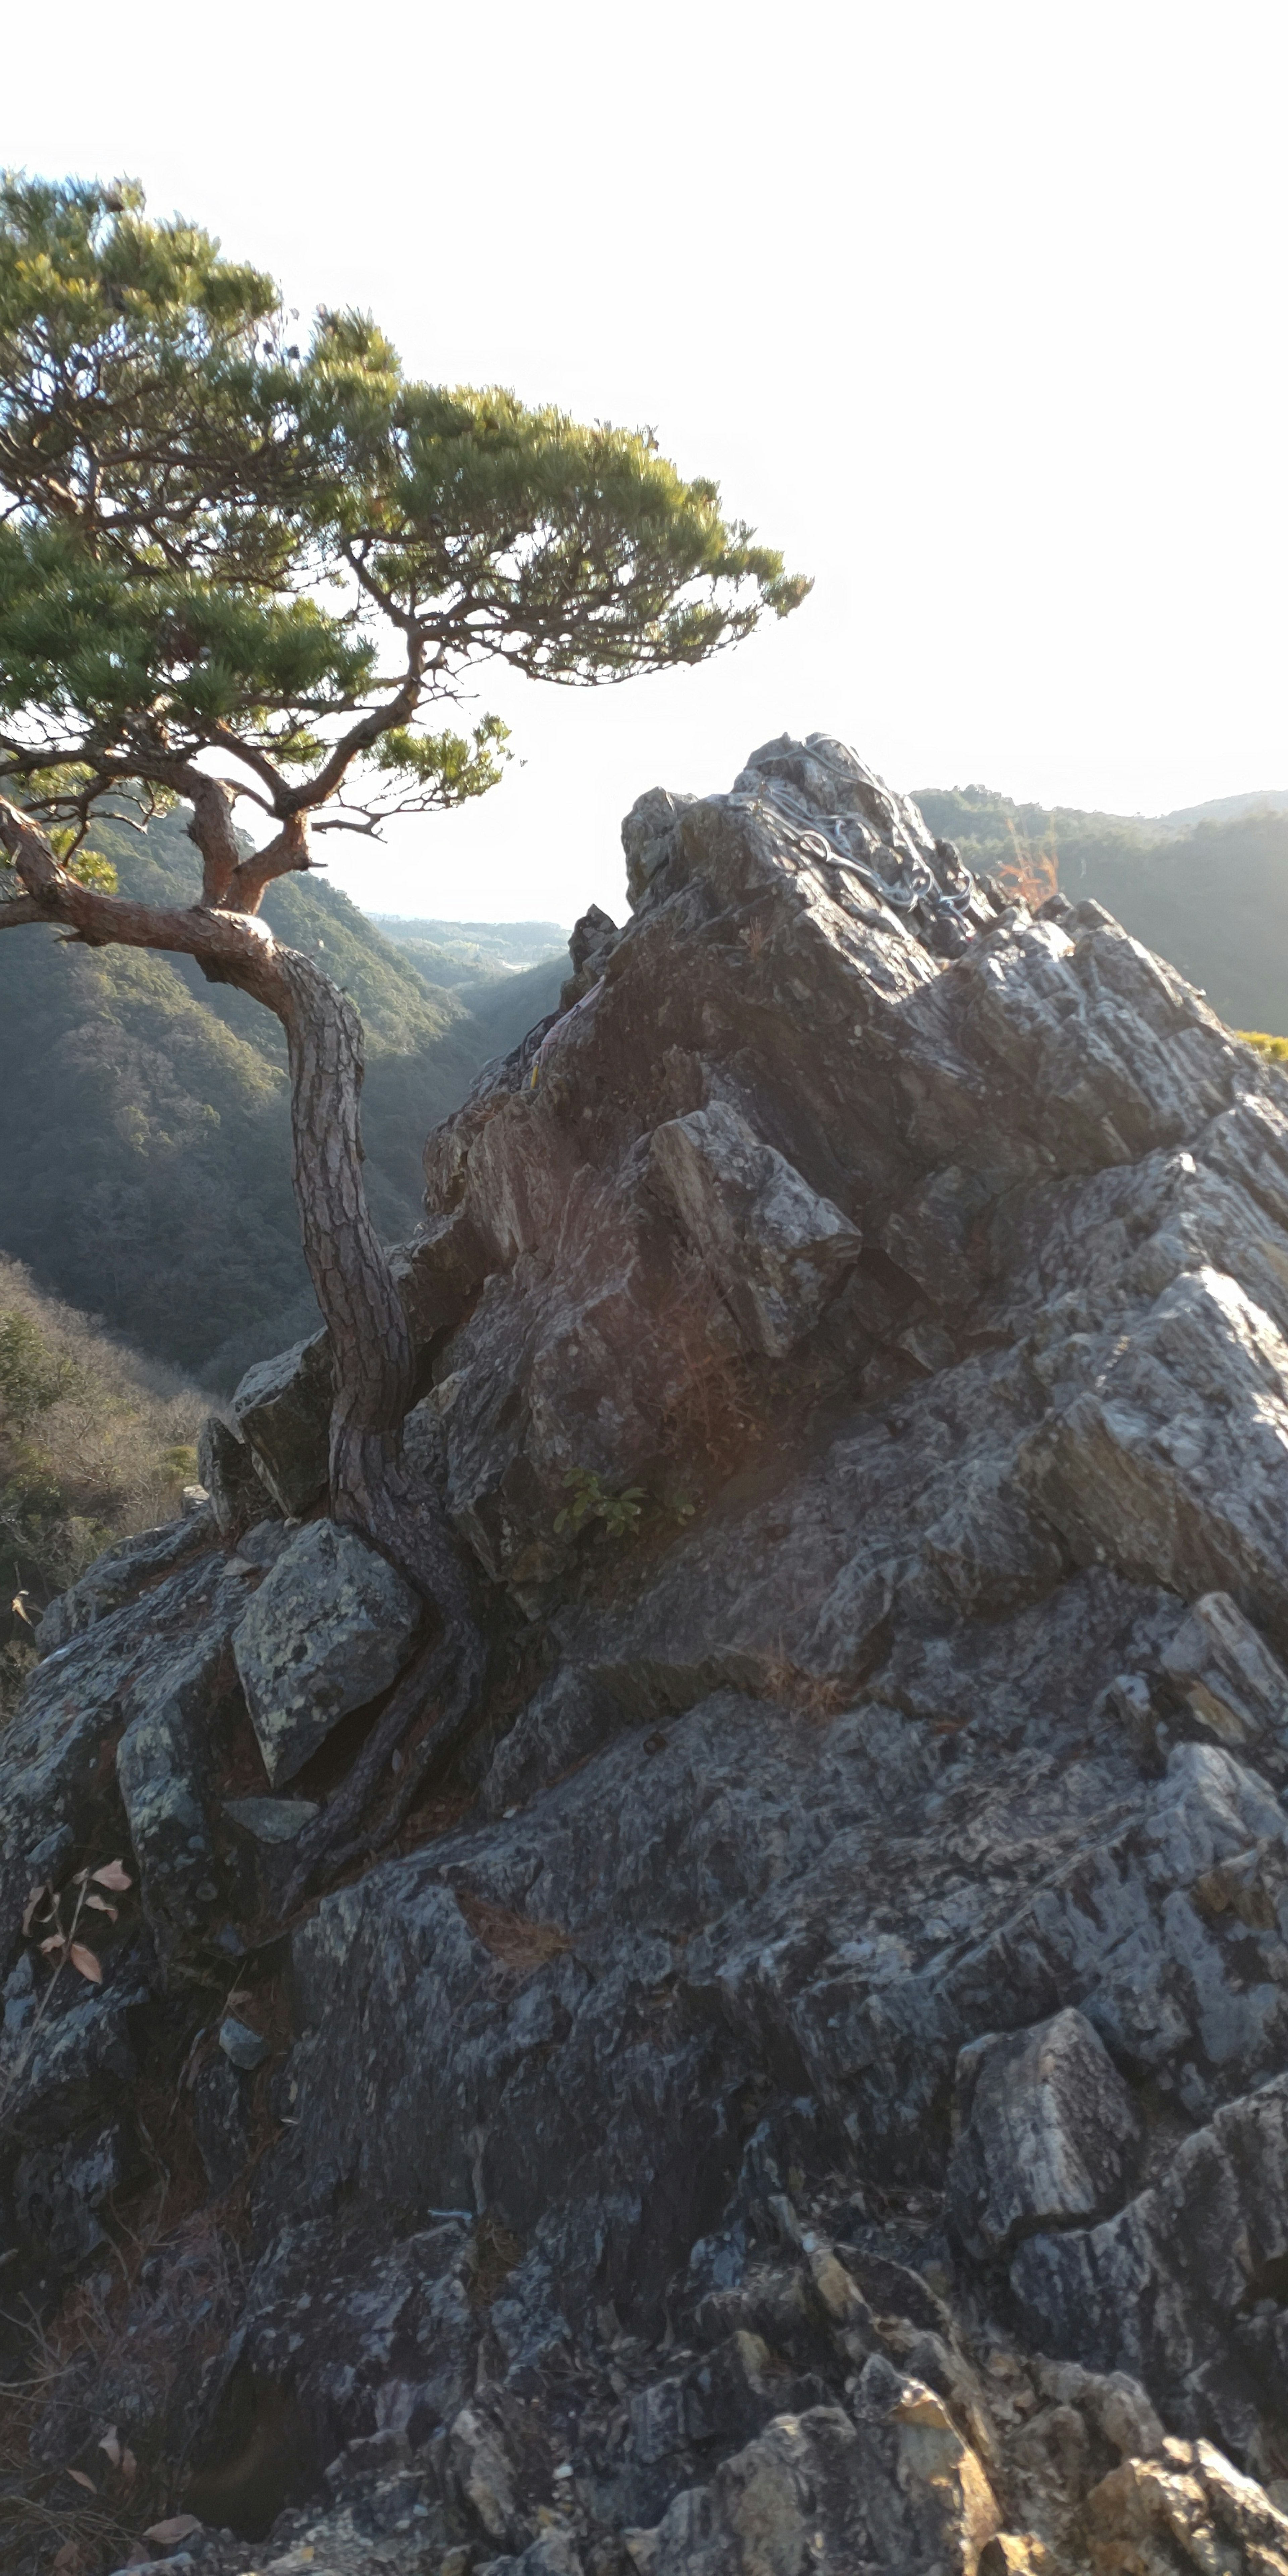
[915,785,1288,1037]
[0,810,567,1388]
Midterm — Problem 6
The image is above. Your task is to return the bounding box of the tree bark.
[0,798,484,1853]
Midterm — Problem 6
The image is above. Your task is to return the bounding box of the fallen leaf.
[66,2466,96,2492]
[121,2445,138,2483]
[84,1893,118,1919]
[68,1943,102,1984]
[144,2514,203,2544]
[21,1883,47,1936]
[71,1867,89,1886]
[98,2426,121,2467]
[39,1933,66,1955]
[11,1591,31,1625]
[52,2546,82,2574]
[92,1860,132,1892]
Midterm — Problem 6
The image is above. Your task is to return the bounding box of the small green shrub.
[1239,1030,1288,1064]
[554,1466,646,1542]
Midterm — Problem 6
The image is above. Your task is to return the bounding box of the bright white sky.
[7,0,1287,925]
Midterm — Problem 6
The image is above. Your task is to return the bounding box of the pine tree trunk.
[272,949,479,1642]
[0,796,485,1877]
[275,950,415,1519]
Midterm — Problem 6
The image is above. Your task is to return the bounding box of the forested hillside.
[916,785,1288,1034]
[0,1252,201,1706]
[0,808,565,1387]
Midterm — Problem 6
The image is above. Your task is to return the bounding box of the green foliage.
[0,176,807,840]
[1239,1031,1288,1063]
[0,1309,81,1427]
[554,1466,647,1542]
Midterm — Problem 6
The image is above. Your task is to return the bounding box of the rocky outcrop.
[10,733,1288,2573]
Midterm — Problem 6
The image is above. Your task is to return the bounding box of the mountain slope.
[916,784,1288,1034]
[0,810,565,1386]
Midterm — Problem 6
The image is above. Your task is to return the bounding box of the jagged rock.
[631,2366,998,2575]
[389,1205,487,1346]
[199,1409,273,1540]
[1161,1590,1288,1752]
[37,1502,218,1650]
[0,1547,246,1981]
[1010,2066,1288,2454]
[234,1515,296,1568]
[116,1622,242,1956]
[18,734,1288,2573]
[13,2115,137,2270]
[232,1518,422,1786]
[191,2051,254,2195]
[646,1097,862,1357]
[560,899,619,1008]
[219,2014,270,2071]
[1084,2436,1288,2574]
[224,1794,319,1843]
[948,2009,1144,2258]
[230,1329,332,1516]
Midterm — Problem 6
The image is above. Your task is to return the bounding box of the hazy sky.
[7,0,1287,925]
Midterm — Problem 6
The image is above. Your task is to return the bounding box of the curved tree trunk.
[271,946,483,1677]
[275,948,415,1520]
[0,798,485,1878]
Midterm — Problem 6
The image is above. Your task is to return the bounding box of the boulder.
[198,1409,272,1540]
[646,1098,862,1357]
[116,1622,243,1956]
[232,1519,422,1787]
[229,1330,332,1516]
[947,2009,1144,2259]
[223,1794,318,1843]
[1161,1590,1288,1751]
[37,1502,218,1651]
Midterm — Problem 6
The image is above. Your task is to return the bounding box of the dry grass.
[0,1255,203,1698]
[0,2207,243,2576]
[465,2214,523,2310]
[995,815,1059,912]
[456,1890,570,1973]
[752,1644,849,1722]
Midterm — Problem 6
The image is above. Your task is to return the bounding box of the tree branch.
[0,797,282,1001]
[182,772,243,905]
[219,812,312,914]
[287,637,427,814]
[0,892,45,928]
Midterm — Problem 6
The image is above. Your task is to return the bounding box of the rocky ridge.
[8,735,1288,2572]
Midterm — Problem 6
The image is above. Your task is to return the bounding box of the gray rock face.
[948,2009,1144,2258]
[646,1097,862,1357]
[232,1519,422,1786]
[37,1502,218,1650]
[223,1793,319,1843]
[116,1621,243,1958]
[198,1408,272,1540]
[16,733,1288,2574]
[230,1329,332,1516]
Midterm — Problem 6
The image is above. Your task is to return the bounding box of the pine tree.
[0,174,807,1715]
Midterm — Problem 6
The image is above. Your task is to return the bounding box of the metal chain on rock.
[738,746,978,934]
